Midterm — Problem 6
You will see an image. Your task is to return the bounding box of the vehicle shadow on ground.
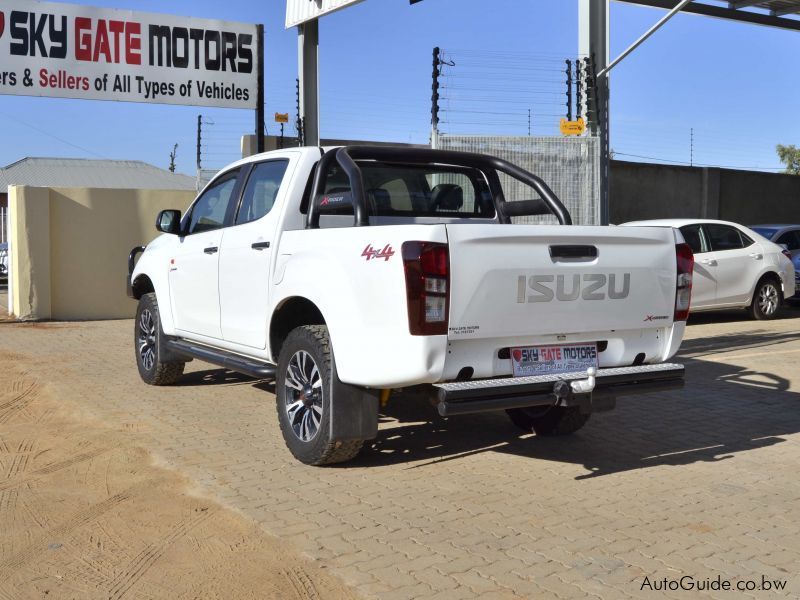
[352,343,799,478]
[687,303,800,326]
[177,368,259,387]
[680,329,800,359]
[168,333,800,479]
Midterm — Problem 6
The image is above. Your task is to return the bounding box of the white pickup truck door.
[169,170,241,338]
[219,158,292,348]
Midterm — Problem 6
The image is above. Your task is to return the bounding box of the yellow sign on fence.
[559,117,586,136]
[274,113,290,123]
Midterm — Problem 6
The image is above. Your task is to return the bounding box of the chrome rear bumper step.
[434,363,685,417]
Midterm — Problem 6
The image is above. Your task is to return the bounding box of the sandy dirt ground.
[0,348,358,600]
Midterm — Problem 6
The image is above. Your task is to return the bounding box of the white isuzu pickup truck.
[128,146,692,465]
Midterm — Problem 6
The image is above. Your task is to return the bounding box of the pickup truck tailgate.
[445,224,678,340]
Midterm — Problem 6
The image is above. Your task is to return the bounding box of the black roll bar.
[306,145,572,229]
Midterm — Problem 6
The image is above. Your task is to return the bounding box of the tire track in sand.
[0,447,109,492]
[106,508,214,600]
[0,379,40,425]
[0,489,132,577]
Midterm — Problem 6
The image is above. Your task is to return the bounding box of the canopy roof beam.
[616,0,800,31]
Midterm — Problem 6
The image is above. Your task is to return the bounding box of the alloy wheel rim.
[758,283,778,315]
[284,350,323,442]
[138,309,157,370]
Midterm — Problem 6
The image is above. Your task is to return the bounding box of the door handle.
[251,241,271,250]
[749,253,763,260]
[203,246,218,254]
[700,259,717,266]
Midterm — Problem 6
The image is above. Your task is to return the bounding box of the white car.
[622,219,795,320]
[129,146,691,465]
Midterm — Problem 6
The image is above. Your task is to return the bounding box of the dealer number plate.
[510,343,598,377]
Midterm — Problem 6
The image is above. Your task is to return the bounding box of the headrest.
[431,184,464,211]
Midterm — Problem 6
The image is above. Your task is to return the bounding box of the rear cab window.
[301,161,496,220]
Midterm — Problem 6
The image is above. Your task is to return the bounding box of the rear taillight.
[782,249,792,261]
[402,241,449,335]
[674,242,694,321]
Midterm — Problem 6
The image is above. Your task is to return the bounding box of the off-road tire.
[276,325,363,466]
[135,293,185,385]
[748,276,782,321]
[506,405,590,436]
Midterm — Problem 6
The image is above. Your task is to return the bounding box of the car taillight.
[674,242,694,321]
[782,248,792,261]
[402,241,449,335]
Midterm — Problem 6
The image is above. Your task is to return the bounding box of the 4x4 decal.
[362,244,395,262]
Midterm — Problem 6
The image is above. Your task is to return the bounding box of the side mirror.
[156,209,182,235]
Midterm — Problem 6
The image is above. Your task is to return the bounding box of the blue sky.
[0,0,797,175]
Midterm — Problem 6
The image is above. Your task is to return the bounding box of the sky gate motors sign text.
[0,1,258,109]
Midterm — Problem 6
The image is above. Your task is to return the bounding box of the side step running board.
[166,339,277,380]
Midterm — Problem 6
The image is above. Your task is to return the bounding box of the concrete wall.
[718,170,800,224]
[610,160,800,224]
[9,186,194,321]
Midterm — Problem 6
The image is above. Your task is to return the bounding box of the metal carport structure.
[289,0,800,223]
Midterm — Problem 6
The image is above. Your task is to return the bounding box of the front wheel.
[748,278,781,320]
[135,293,185,385]
[276,325,363,466]
[506,405,590,436]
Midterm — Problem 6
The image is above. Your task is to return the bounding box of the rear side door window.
[235,160,290,225]
[704,224,747,252]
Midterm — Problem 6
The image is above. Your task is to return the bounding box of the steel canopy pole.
[298,19,320,147]
[579,0,610,225]
[256,24,265,154]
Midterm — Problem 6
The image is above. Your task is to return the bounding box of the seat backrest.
[368,188,391,211]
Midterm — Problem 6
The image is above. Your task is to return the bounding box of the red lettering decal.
[39,68,47,87]
[75,17,92,61]
[126,22,141,65]
[93,19,111,63]
[109,20,124,63]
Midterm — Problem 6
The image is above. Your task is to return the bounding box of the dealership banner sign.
[0,1,259,109]
[285,0,365,28]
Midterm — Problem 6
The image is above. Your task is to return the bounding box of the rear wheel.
[506,405,590,436]
[276,325,363,466]
[135,293,185,385]
[748,277,781,320]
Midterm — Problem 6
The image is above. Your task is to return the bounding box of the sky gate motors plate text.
[0,0,259,109]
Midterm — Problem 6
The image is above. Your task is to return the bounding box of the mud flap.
[329,359,379,442]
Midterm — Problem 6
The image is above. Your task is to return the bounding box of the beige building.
[4,158,197,321]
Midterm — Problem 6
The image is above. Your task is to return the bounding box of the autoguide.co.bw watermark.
[641,574,787,593]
